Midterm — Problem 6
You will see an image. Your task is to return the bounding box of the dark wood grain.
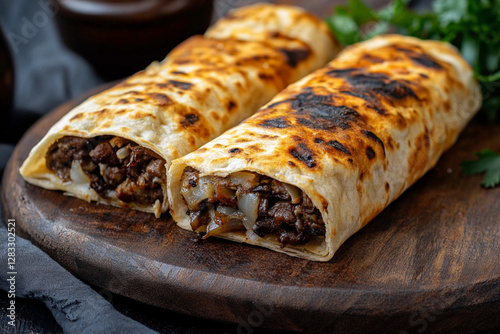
[2,82,500,333]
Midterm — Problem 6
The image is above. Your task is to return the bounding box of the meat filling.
[45,136,166,206]
[180,167,325,247]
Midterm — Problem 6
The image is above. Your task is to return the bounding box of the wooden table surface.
[2,0,499,333]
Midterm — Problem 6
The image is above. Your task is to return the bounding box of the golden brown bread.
[20,3,339,217]
[168,34,482,261]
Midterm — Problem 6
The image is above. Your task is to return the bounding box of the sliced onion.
[99,163,108,176]
[70,160,90,184]
[204,212,243,238]
[237,192,260,226]
[230,171,258,189]
[246,229,260,241]
[216,205,240,217]
[283,183,302,204]
[116,147,131,159]
[181,178,215,210]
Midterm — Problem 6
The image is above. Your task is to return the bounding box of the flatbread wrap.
[19,3,339,217]
[168,35,482,261]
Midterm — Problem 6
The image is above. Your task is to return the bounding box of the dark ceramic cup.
[53,0,214,80]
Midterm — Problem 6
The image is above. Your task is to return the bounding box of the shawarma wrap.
[19,3,339,217]
[168,35,482,261]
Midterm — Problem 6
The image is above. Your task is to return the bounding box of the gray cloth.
[0,205,158,334]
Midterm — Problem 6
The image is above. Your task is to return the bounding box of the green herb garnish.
[326,0,500,187]
[461,149,500,188]
[325,0,500,121]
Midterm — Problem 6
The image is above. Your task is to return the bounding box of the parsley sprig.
[325,0,500,121]
[461,150,500,188]
[326,0,500,187]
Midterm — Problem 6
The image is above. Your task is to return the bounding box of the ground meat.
[181,168,325,246]
[102,166,126,187]
[89,141,120,165]
[46,136,94,181]
[269,180,291,201]
[115,178,163,205]
[125,146,155,180]
[209,184,237,207]
[46,135,166,206]
[89,174,107,195]
[268,202,295,224]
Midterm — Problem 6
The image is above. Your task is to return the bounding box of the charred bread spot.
[259,117,291,129]
[277,47,311,67]
[180,113,199,128]
[135,98,144,102]
[362,130,385,155]
[419,73,429,79]
[348,158,354,164]
[443,100,451,112]
[227,100,237,112]
[248,145,263,152]
[385,182,390,192]
[396,111,408,128]
[393,46,444,69]
[408,132,430,175]
[326,140,351,155]
[290,143,316,168]
[155,83,167,89]
[260,134,278,139]
[314,138,324,144]
[386,136,395,151]
[96,109,108,116]
[366,146,376,160]
[175,59,192,65]
[146,93,172,107]
[117,98,129,104]
[342,90,387,116]
[287,161,296,167]
[70,113,84,121]
[228,148,241,154]
[360,54,385,64]
[210,112,220,121]
[282,91,362,131]
[169,80,193,90]
[171,71,186,75]
[130,112,156,120]
[329,69,420,102]
[295,104,360,131]
[258,73,273,80]
[359,172,365,181]
[326,68,357,77]
[347,73,419,101]
[321,198,329,212]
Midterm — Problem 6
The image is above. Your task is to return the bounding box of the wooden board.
[2,84,500,333]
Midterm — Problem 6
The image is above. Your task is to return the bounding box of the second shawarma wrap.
[19,4,339,217]
[168,35,482,261]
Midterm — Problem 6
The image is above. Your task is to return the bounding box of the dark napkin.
[0,0,161,332]
[0,205,159,334]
